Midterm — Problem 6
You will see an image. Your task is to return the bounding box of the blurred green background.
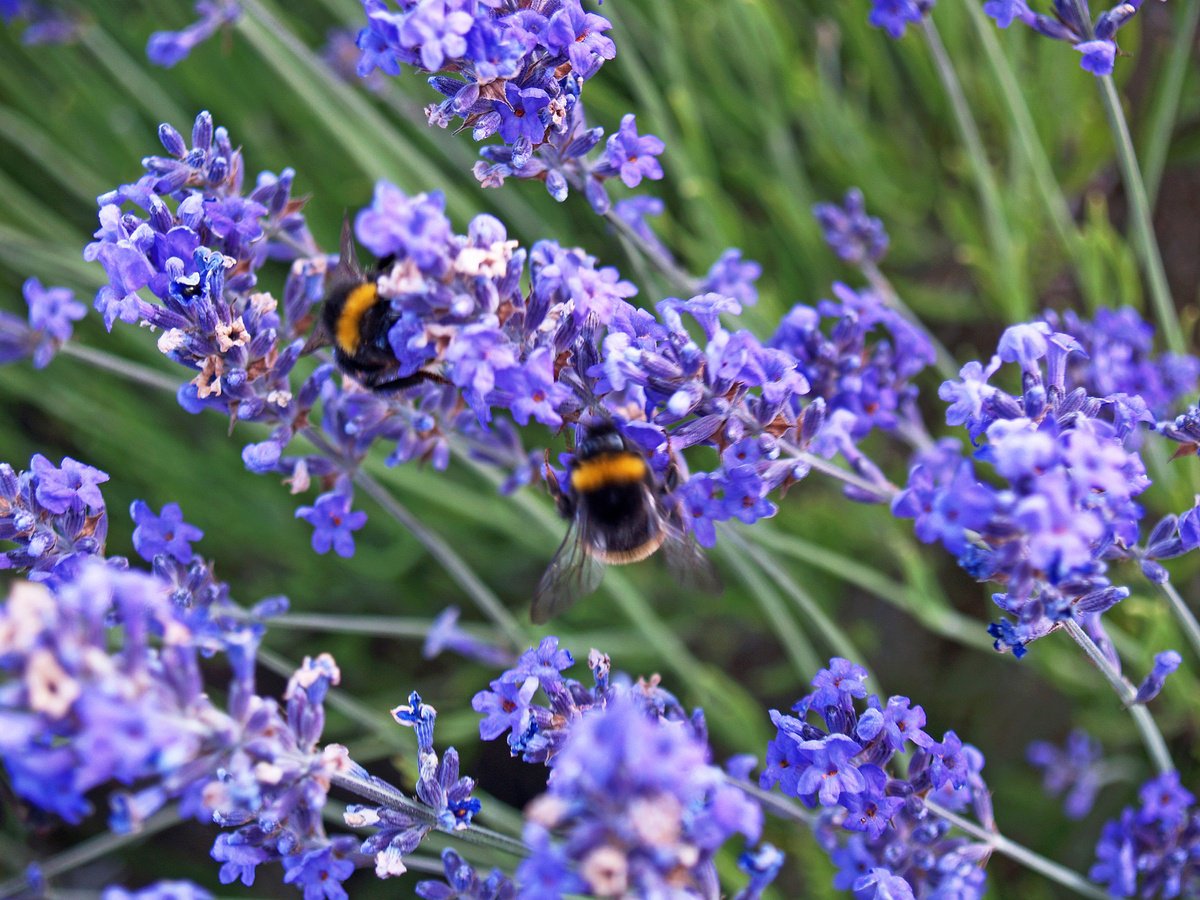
[0,0,1198,896]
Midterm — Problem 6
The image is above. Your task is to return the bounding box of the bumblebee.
[532,422,720,623]
[303,219,446,392]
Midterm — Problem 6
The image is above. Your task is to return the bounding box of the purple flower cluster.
[1090,772,1200,897]
[1027,729,1107,820]
[85,110,316,423]
[416,848,515,899]
[472,637,703,765]
[762,658,994,898]
[519,696,765,898]
[146,1,241,67]
[357,0,660,209]
[984,0,1150,75]
[0,454,508,896]
[0,455,109,586]
[468,639,778,897]
[869,0,936,39]
[0,558,359,899]
[813,189,889,267]
[85,118,924,563]
[0,0,81,44]
[342,692,481,879]
[1043,307,1198,418]
[0,278,86,370]
[770,281,934,440]
[895,321,1166,656]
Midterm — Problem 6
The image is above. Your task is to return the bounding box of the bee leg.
[664,457,680,492]
[364,369,451,393]
[301,318,332,355]
[542,452,574,520]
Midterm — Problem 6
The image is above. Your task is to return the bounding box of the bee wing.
[661,510,722,595]
[531,517,605,624]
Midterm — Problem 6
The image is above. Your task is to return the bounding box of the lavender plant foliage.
[470,640,778,897]
[983,0,1150,75]
[894,320,1192,657]
[0,278,86,370]
[762,658,994,898]
[1090,772,1200,898]
[356,0,657,210]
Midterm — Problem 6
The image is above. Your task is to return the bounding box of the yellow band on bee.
[335,282,379,354]
[570,453,647,493]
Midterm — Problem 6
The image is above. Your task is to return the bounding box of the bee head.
[578,422,626,459]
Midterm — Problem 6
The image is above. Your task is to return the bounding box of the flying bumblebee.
[303,218,446,393]
[532,421,720,623]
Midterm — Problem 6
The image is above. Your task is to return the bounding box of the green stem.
[861,260,958,382]
[961,2,1085,267]
[330,770,529,859]
[351,467,529,651]
[1063,620,1174,775]
[724,526,867,669]
[1154,578,1200,663]
[61,343,181,393]
[1096,73,1184,354]
[921,17,1023,319]
[924,801,1110,900]
[724,775,815,826]
[258,610,491,642]
[1140,0,1200,206]
[717,524,821,679]
[0,807,179,896]
[1061,0,1187,354]
[750,526,993,652]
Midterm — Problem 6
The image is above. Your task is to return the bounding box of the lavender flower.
[0,456,111,586]
[763,659,993,898]
[423,606,513,667]
[518,696,765,897]
[1134,650,1183,704]
[1043,308,1198,418]
[895,320,1171,656]
[415,848,515,899]
[471,642,779,896]
[130,500,204,564]
[1027,730,1106,819]
[344,692,482,878]
[1090,772,1199,897]
[102,883,213,900]
[0,1,81,44]
[813,189,889,265]
[357,0,645,207]
[869,0,936,38]
[146,1,241,67]
[984,0,1150,76]
[0,278,85,370]
[594,114,666,188]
